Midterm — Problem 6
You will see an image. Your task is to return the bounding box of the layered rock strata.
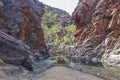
[72,0,120,67]
[0,0,49,70]
[0,0,47,52]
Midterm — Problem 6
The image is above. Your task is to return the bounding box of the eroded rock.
[72,0,120,67]
[0,0,49,70]
[0,0,47,52]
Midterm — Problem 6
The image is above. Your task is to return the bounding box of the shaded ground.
[34,66,103,80]
[1,59,120,80]
[0,64,104,80]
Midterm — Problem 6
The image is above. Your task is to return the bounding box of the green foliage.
[42,12,59,28]
[49,55,70,64]
[41,5,73,44]
[42,24,61,42]
[42,5,69,28]
[48,24,61,34]
[42,24,60,35]
[42,24,76,44]
[57,25,75,44]
[65,24,75,33]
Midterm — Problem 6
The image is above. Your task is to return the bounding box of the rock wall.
[72,0,120,66]
[0,0,49,70]
[0,0,47,52]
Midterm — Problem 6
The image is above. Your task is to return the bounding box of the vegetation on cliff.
[42,5,71,28]
[41,5,74,45]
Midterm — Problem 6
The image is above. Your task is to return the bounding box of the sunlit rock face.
[0,0,47,52]
[0,0,49,70]
[72,0,120,66]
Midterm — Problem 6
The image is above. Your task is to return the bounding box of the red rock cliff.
[72,0,120,66]
[73,0,120,48]
[0,0,46,52]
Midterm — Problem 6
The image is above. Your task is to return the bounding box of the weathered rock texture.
[0,30,29,64]
[0,0,46,52]
[0,0,49,70]
[72,0,120,66]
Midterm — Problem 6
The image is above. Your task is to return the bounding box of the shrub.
[42,24,76,45]
[49,55,70,64]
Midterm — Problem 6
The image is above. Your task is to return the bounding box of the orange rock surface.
[0,0,47,52]
[72,0,120,47]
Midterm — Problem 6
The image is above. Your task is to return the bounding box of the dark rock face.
[0,29,49,71]
[0,0,49,70]
[0,30,31,69]
[0,0,47,52]
[72,0,120,67]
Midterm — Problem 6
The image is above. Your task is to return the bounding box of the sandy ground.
[0,63,104,80]
[34,66,104,80]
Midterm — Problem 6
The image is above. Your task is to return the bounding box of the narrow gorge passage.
[0,0,120,80]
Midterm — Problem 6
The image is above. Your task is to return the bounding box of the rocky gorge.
[72,0,120,67]
[0,0,120,80]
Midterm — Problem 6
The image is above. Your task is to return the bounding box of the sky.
[39,0,79,15]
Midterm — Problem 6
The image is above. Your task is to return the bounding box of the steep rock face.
[0,0,50,70]
[72,0,120,66]
[0,0,47,52]
[0,30,29,65]
[73,0,99,43]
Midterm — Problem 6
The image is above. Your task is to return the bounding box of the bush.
[49,55,70,64]
[42,24,75,44]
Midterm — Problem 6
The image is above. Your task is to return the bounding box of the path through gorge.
[1,0,120,80]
